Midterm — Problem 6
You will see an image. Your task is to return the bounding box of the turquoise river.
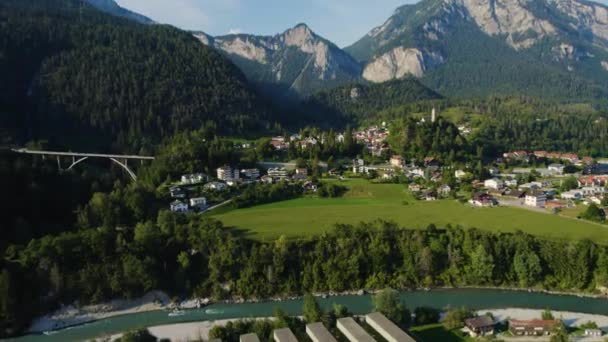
[5,289,608,342]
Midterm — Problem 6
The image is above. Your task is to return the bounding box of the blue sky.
[116,0,608,48]
[115,0,413,47]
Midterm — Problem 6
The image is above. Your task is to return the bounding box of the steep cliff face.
[348,0,608,86]
[362,47,445,82]
[198,24,362,98]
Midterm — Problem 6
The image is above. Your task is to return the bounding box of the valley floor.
[211,179,608,244]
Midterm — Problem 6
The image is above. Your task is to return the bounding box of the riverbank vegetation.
[2,214,608,337]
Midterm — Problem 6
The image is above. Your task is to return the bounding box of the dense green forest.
[0,0,274,152]
[388,117,473,163]
[303,78,441,124]
[2,214,607,337]
[0,150,121,250]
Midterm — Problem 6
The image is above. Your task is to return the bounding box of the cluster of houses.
[503,150,593,166]
[354,124,390,157]
[270,132,348,152]
[352,155,443,182]
[468,169,608,216]
[168,165,318,214]
[465,316,604,339]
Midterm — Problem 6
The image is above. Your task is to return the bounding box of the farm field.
[211,179,608,243]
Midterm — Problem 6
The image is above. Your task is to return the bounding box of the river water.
[6,288,608,342]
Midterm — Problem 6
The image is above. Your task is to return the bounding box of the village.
[166,122,608,227]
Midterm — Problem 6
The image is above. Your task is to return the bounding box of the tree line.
[2,215,607,337]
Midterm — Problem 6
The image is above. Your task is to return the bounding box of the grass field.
[211,179,608,243]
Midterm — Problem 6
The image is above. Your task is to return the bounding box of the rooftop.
[337,317,376,342]
[465,315,495,329]
[239,333,260,342]
[365,312,416,342]
[509,319,556,328]
[273,328,298,342]
[306,322,337,342]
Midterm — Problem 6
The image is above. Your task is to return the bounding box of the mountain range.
[193,24,362,99]
[192,0,608,102]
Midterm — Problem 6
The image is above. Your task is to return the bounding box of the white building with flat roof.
[484,178,504,190]
[525,191,547,208]
[561,190,583,200]
[217,165,240,181]
[337,317,376,342]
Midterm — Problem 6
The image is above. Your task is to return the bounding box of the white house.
[189,197,207,209]
[484,178,504,190]
[268,167,289,180]
[455,170,467,179]
[241,168,260,180]
[169,186,186,199]
[390,155,404,168]
[561,190,583,200]
[505,179,518,187]
[581,186,605,196]
[204,182,227,191]
[525,191,547,208]
[170,200,189,213]
[519,183,540,191]
[489,167,500,177]
[585,329,603,337]
[352,159,365,174]
[409,168,426,178]
[217,166,240,181]
[181,173,207,184]
[548,163,565,175]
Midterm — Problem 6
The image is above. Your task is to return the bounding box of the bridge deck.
[12,148,155,160]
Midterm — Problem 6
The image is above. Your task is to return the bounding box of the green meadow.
[211,179,608,243]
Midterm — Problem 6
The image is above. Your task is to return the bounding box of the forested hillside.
[302,78,441,124]
[0,0,273,152]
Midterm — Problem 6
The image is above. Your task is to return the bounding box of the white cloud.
[228,28,242,35]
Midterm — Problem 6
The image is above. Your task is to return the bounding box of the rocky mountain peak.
[279,23,319,53]
[195,24,361,97]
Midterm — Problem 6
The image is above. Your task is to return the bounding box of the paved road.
[202,198,234,213]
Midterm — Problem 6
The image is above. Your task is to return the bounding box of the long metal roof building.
[273,327,298,342]
[336,317,376,342]
[306,322,337,342]
[240,333,261,342]
[365,312,416,342]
